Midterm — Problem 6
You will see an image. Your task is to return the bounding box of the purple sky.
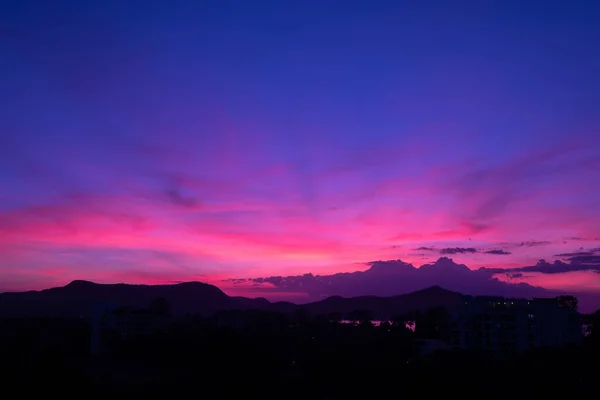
[1,1,600,307]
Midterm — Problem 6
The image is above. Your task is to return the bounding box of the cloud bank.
[225,257,600,312]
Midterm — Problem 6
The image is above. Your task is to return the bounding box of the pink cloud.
[496,271,600,293]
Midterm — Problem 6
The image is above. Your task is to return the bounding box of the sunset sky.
[1,1,599,302]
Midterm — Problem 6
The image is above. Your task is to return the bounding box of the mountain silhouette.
[0,280,463,319]
[271,285,464,319]
[0,280,266,318]
[2,257,598,317]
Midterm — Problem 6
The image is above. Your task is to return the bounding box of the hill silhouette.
[0,280,266,318]
[271,285,463,319]
[3,257,599,315]
[0,279,463,319]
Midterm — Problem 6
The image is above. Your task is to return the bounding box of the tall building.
[450,295,581,353]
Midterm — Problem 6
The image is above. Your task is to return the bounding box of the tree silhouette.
[584,309,600,349]
[556,295,578,311]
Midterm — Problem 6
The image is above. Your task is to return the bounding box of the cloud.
[554,251,596,257]
[482,259,600,275]
[440,247,477,254]
[567,255,600,265]
[518,241,552,247]
[484,249,512,255]
[552,248,600,266]
[414,246,511,255]
[225,257,553,303]
[414,247,511,256]
[224,257,600,312]
[165,187,200,209]
[415,246,436,251]
[506,272,523,279]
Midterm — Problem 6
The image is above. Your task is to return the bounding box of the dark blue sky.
[1,1,599,298]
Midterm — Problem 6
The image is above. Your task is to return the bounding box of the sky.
[1,1,600,306]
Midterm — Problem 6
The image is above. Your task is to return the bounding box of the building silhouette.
[450,295,582,353]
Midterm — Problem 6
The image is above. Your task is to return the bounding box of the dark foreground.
[1,314,599,398]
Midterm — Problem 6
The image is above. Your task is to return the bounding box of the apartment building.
[450,295,581,353]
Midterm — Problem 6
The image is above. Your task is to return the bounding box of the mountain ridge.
[2,257,598,316]
[0,280,465,319]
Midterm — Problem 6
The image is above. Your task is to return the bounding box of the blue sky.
[1,1,599,300]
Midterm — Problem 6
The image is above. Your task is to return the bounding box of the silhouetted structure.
[1,292,598,397]
[450,295,582,353]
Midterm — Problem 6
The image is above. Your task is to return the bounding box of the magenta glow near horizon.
[1,1,599,304]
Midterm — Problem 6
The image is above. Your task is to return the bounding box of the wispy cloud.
[414,246,511,256]
[482,258,600,275]
[484,249,512,255]
[440,247,478,255]
[519,241,552,247]
[416,246,436,251]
